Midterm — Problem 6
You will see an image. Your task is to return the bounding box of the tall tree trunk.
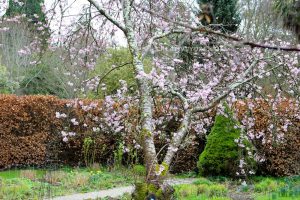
[122,0,158,184]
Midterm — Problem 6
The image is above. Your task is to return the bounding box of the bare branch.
[195,28,300,52]
[141,7,300,52]
[87,0,126,33]
[169,86,189,111]
[142,29,188,59]
[96,62,132,94]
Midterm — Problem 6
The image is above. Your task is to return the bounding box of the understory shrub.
[197,115,241,177]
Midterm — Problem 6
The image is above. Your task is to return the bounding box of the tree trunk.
[163,110,191,167]
[122,2,176,199]
[122,0,158,184]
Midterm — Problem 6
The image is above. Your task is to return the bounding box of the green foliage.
[0,178,39,200]
[198,114,241,176]
[19,52,71,98]
[0,63,19,94]
[114,143,124,168]
[198,0,241,32]
[253,176,300,200]
[174,176,300,200]
[175,184,199,198]
[0,167,140,199]
[6,0,47,24]
[83,137,96,167]
[91,48,152,97]
[254,178,285,193]
[0,64,10,94]
[133,165,146,176]
[193,177,213,185]
[174,183,229,200]
[208,184,228,197]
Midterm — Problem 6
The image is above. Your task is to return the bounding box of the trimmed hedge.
[0,95,203,172]
[0,95,117,169]
[235,99,300,176]
[0,95,62,168]
[0,95,298,177]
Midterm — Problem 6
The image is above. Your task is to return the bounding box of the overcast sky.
[1,0,199,46]
[45,0,128,46]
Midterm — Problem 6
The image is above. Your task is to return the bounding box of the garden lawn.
[173,175,300,200]
[0,167,299,200]
[0,166,143,200]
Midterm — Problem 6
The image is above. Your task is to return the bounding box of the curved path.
[46,178,197,200]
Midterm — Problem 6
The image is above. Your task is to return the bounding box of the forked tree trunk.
[122,2,176,199]
[122,0,158,184]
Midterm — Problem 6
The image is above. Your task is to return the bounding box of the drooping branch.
[195,28,300,52]
[87,0,126,33]
[141,6,300,52]
[142,29,188,59]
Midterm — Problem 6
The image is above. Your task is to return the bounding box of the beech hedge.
[0,95,202,172]
[0,95,298,176]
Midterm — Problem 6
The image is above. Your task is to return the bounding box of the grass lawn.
[173,175,300,200]
[0,165,144,200]
[0,167,299,200]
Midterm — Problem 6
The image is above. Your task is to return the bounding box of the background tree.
[198,0,241,32]
[273,0,300,42]
[6,0,46,24]
[179,0,241,74]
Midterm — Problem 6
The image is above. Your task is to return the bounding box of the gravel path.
[46,178,197,200]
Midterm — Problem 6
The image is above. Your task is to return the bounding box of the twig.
[96,62,132,94]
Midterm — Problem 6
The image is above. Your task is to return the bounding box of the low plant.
[193,177,213,185]
[254,178,282,193]
[133,165,146,176]
[70,172,90,187]
[198,115,241,177]
[83,137,96,167]
[114,143,124,169]
[175,184,199,198]
[89,163,101,171]
[43,170,67,185]
[207,184,228,197]
[175,183,229,200]
[20,170,37,181]
[0,178,39,200]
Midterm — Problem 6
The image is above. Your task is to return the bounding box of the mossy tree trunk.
[121,1,159,185]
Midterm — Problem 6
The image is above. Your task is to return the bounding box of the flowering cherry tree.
[76,0,299,184]
[2,0,300,198]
